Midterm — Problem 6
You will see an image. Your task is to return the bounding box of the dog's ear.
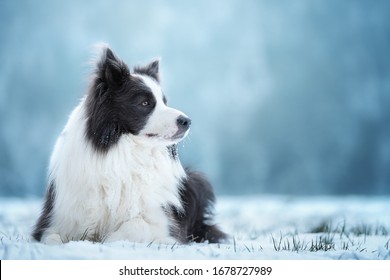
[96,47,130,88]
[133,59,160,82]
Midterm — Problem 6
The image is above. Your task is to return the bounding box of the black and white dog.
[32,46,226,245]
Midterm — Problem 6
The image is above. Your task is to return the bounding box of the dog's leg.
[105,216,176,244]
[32,182,56,242]
[171,169,228,243]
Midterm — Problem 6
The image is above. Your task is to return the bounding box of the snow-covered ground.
[1,195,389,260]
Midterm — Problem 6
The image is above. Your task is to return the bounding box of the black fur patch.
[32,181,56,241]
[167,144,178,160]
[85,47,158,153]
[170,169,227,243]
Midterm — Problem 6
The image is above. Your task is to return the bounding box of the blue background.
[1,0,389,197]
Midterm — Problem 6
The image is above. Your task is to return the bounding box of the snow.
[1,195,389,260]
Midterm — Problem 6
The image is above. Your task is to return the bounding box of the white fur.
[42,91,187,244]
[135,75,190,143]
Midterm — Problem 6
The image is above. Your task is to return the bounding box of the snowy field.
[1,195,389,260]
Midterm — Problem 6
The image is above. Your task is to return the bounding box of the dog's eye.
[141,101,149,106]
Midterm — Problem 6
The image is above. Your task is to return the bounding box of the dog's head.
[85,46,191,152]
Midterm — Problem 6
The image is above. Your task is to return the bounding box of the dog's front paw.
[103,219,176,244]
[41,233,63,245]
[150,236,177,245]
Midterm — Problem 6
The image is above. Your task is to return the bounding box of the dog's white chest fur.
[42,100,185,244]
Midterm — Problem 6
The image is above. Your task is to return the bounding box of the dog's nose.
[177,115,191,130]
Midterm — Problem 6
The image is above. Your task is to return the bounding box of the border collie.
[32,45,227,245]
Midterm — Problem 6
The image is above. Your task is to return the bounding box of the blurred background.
[0,0,389,197]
